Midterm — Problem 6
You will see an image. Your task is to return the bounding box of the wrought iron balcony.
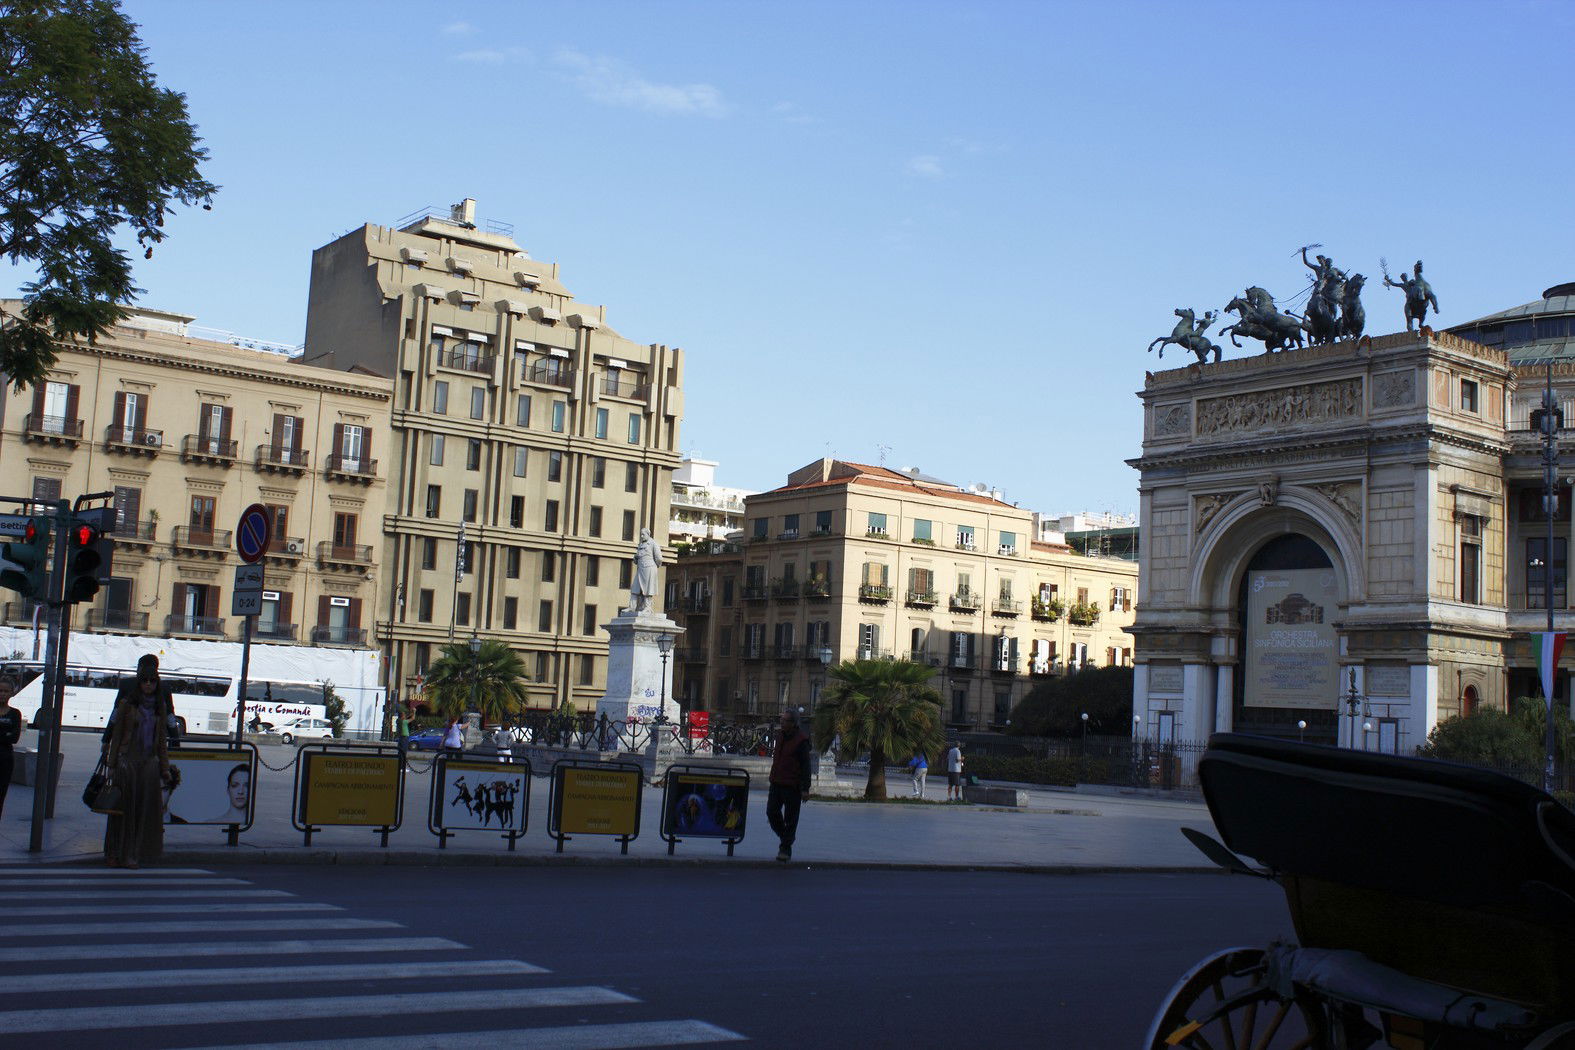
[104,425,164,455]
[742,585,770,602]
[24,413,83,445]
[171,526,232,556]
[181,433,237,465]
[311,625,368,646]
[682,594,712,614]
[3,601,42,626]
[804,579,832,599]
[255,444,310,474]
[910,649,942,666]
[991,598,1023,616]
[84,608,149,632]
[771,580,801,601]
[442,349,496,374]
[773,644,799,660]
[111,519,158,547]
[1031,599,1062,622]
[599,373,649,399]
[905,590,938,607]
[949,655,976,671]
[990,657,1021,674]
[949,592,981,612]
[676,647,707,663]
[324,453,377,483]
[266,535,307,560]
[254,622,298,642]
[526,360,575,388]
[742,646,765,661]
[166,614,226,638]
[858,584,892,603]
[317,542,374,570]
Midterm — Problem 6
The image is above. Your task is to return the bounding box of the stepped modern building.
[301,200,684,712]
[668,458,1138,726]
[1130,283,1575,756]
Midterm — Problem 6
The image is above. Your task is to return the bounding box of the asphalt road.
[1,863,1299,1048]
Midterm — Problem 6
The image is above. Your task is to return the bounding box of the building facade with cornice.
[0,304,391,650]
[300,200,683,712]
[669,458,1138,725]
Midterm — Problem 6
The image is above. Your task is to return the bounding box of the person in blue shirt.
[906,749,928,798]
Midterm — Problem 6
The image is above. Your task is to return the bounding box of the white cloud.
[554,49,729,117]
[441,21,474,36]
[905,155,945,179]
[452,46,530,65]
[772,101,815,125]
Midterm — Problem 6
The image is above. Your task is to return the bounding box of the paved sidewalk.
[1,729,1221,872]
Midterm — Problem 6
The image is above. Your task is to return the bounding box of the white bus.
[2,661,331,737]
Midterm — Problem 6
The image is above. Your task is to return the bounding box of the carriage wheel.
[1145,947,1327,1050]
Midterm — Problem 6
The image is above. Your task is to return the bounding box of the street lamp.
[1342,668,1370,750]
[1297,719,1307,743]
[1080,711,1090,755]
[813,645,834,711]
[468,635,482,723]
[656,635,674,725]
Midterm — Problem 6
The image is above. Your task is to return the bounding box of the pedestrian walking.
[766,708,812,863]
[905,749,928,798]
[0,679,19,819]
[441,716,464,754]
[495,723,513,763]
[946,740,964,801]
[103,656,174,868]
[395,709,410,764]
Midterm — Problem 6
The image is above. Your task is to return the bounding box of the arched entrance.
[1462,685,1479,717]
[1232,534,1341,743]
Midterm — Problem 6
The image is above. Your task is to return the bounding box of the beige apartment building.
[669,459,1139,727]
[300,200,683,711]
[0,305,390,646]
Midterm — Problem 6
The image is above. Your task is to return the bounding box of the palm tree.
[813,658,945,800]
[423,640,530,724]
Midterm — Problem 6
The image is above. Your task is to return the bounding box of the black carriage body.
[1200,733,1575,1015]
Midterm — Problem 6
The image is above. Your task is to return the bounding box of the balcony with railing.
[104,425,164,456]
[1031,598,1063,622]
[3,601,42,626]
[599,372,649,400]
[676,646,707,663]
[856,648,894,661]
[442,349,497,374]
[84,608,149,633]
[317,541,375,571]
[771,580,801,602]
[111,519,158,549]
[955,538,977,552]
[181,433,237,466]
[526,360,575,389]
[682,594,712,614]
[24,413,84,446]
[166,614,226,638]
[949,654,976,671]
[905,590,938,607]
[671,489,747,514]
[991,598,1023,617]
[742,584,770,602]
[910,649,942,666]
[990,656,1021,674]
[255,444,310,476]
[324,453,377,484]
[311,624,368,646]
[1030,658,1062,677]
[858,584,893,603]
[742,645,765,661]
[950,591,981,612]
[254,622,298,642]
[171,526,232,558]
[773,644,799,660]
[265,535,307,561]
[804,578,832,599]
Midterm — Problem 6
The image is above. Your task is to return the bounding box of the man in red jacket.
[767,707,812,863]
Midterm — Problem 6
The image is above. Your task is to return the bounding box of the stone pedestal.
[597,608,685,724]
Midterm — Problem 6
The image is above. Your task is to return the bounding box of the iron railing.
[526,361,575,388]
[182,434,237,460]
[324,452,377,477]
[84,609,149,632]
[112,519,158,543]
[317,541,374,565]
[172,526,232,550]
[443,349,496,373]
[24,414,83,440]
[599,373,649,399]
[104,425,164,450]
[254,622,298,641]
[311,625,368,646]
[166,614,225,637]
[255,444,310,470]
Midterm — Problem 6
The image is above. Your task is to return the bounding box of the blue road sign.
[236,503,272,564]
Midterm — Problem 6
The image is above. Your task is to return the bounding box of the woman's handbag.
[83,758,122,814]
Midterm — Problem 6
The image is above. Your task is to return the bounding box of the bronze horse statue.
[1147,308,1222,364]
[1219,287,1307,353]
[1340,274,1366,341]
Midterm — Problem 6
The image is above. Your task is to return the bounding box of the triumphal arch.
[1131,329,1512,752]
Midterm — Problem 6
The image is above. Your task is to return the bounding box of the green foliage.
[965,754,1103,786]
[0,0,217,387]
[1418,697,1573,778]
[1008,666,1134,737]
[812,658,945,800]
[1067,601,1101,627]
[424,640,531,723]
[322,681,347,738]
[1031,596,1064,621]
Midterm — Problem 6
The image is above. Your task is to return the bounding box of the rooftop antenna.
[876,443,891,466]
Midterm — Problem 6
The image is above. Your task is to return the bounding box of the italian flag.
[1533,632,1567,709]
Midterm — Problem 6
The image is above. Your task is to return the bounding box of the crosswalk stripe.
[0,889,291,901]
[6,901,336,917]
[187,1019,748,1049]
[7,959,546,992]
[0,867,215,877]
[7,917,399,937]
[0,986,637,1034]
[0,877,247,887]
[0,937,467,963]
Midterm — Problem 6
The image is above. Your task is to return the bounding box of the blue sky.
[11,1,1575,516]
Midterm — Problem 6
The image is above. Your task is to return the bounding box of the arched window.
[1462,685,1479,717]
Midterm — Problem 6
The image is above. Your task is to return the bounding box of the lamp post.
[1534,362,1564,794]
[468,635,482,722]
[814,645,834,711]
[1080,711,1090,757]
[1342,668,1369,750]
[1297,719,1307,744]
[656,635,674,725]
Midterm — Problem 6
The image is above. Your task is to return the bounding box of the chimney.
[450,198,477,227]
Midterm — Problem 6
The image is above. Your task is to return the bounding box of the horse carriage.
[1147,734,1575,1049]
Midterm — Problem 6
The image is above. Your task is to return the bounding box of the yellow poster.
[301,752,400,826]
[558,767,640,835]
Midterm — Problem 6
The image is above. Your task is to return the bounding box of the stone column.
[597,609,685,724]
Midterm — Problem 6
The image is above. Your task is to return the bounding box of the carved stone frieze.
[1195,491,1243,534]
[1311,481,1363,526]
[1153,403,1191,438]
[1373,371,1414,409]
[1196,377,1363,436]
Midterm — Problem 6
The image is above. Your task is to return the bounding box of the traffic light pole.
[28,501,70,853]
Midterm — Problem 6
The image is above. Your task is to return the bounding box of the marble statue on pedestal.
[629,528,661,613]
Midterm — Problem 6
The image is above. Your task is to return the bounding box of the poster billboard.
[299,751,400,826]
[557,766,640,836]
[662,772,747,839]
[165,748,254,827]
[1244,567,1339,709]
[434,759,528,833]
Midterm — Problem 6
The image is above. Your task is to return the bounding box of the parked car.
[278,717,335,745]
[407,728,445,751]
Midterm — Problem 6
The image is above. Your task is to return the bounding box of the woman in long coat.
[104,661,173,868]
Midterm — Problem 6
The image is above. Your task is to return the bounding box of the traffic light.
[65,509,114,604]
[0,518,53,601]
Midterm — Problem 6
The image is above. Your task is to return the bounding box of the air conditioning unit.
[286,540,304,554]
[144,433,162,447]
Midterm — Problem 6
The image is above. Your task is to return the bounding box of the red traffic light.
[23,521,37,544]
[72,523,98,547]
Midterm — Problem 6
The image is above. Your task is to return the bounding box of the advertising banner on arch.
[1244,568,1339,709]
